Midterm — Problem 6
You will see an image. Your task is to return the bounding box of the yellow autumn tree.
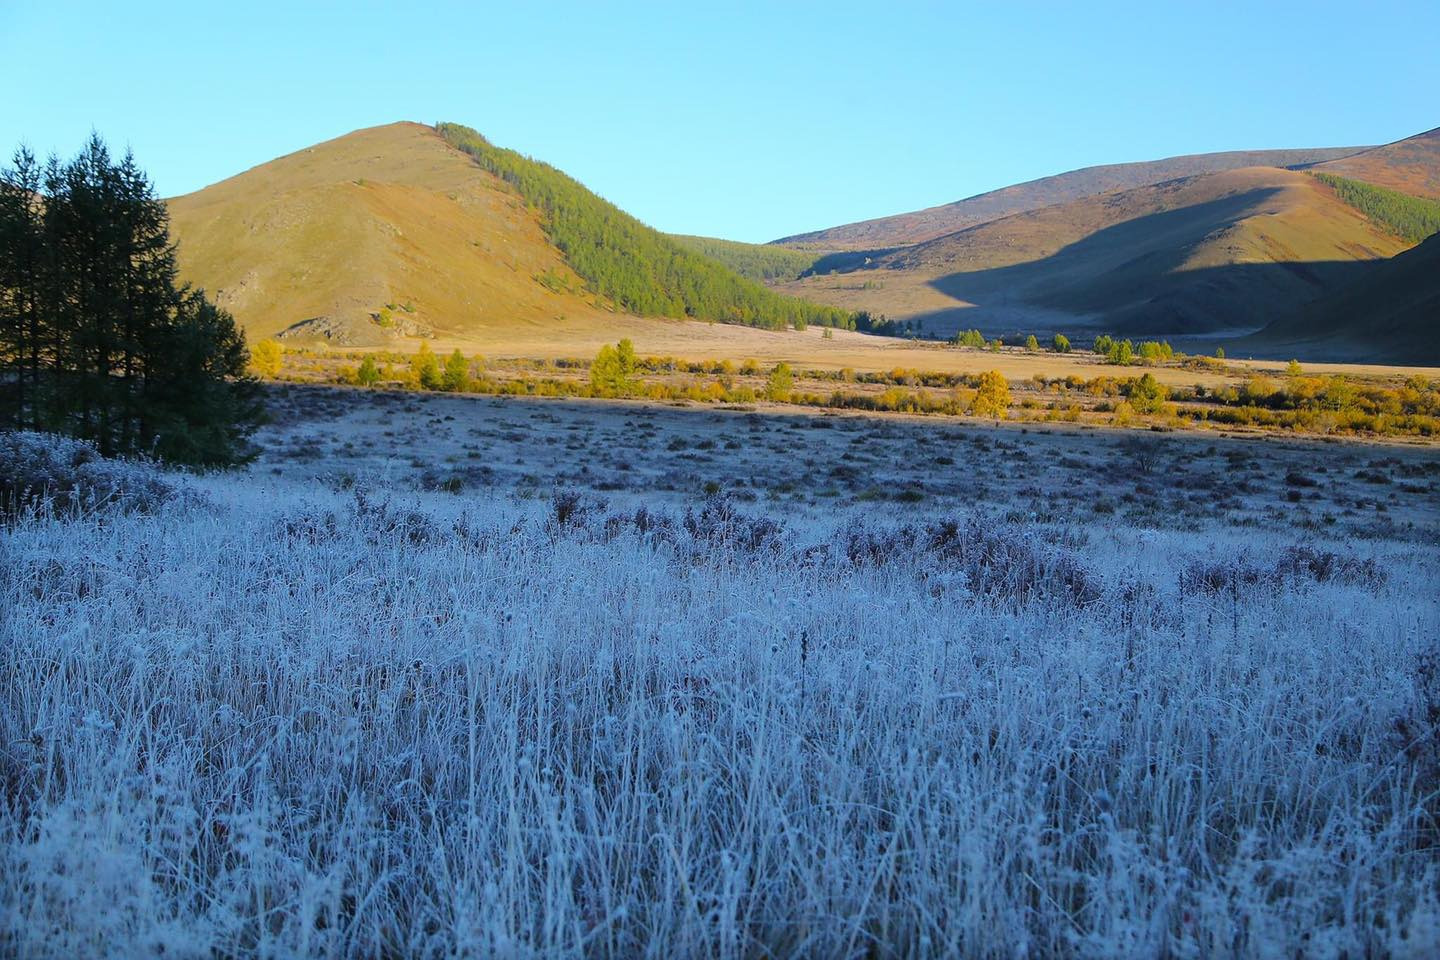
[971,370,1010,419]
[248,339,283,379]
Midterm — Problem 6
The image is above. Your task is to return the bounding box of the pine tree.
[0,146,45,428]
[615,339,637,382]
[590,339,638,395]
[591,345,618,394]
[1137,341,1173,364]
[142,288,262,464]
[1128,372,1168,414]
[0,135,261,463]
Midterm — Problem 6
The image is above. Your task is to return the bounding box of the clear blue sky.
[3,0,1437,242]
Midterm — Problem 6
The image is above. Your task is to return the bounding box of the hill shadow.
[898,188,1385,338]
[904,260,1380,342]
[801,248,903,277]
[919,189,1284,304]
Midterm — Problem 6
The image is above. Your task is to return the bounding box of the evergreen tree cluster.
[668,235,820,283]
[1312,173,1440,244]
[856,312,925,337]
[0,135,261,464]
[435,124,858,331]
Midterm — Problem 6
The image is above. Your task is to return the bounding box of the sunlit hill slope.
[773,146,1367,251]
[775,165,1410,337]
[168,122,852,348]
[167,122,611,345]
[1309,126,1440,200]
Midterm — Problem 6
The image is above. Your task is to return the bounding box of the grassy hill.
[668,234,820,282]
[1308,127,1440,200]
[167,122,854,347]
[165,121,1437,362]
[772,146,1367,251]
[435,124,852,331]
[1242,232,1440,363]
[774,166,1411,338]
[167,122,611,345]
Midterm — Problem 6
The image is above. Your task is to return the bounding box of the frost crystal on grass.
[2,456,1438,957]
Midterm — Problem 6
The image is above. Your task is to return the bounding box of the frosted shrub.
[1181,545,1386,598]
[2,484,1438,957]
[842,517,1099,607]
[682,493,785,553]
[0,430,179,518]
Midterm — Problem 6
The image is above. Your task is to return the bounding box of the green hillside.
[669,234,821,282]
[437,123,855,331]
[1311,173,1440,243]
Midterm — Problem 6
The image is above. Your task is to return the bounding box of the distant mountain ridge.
[667,234,820,282]
[772,147,1369,250]
[772,165,1413,339]
[1308,127,1440,200]
[767,125,1439,359]
[436,123,854,331]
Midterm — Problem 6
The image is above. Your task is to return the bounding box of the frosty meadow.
[2,419,1438,956]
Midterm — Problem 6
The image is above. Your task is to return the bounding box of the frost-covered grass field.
[255,385,1440,537]
[3,408,1440,958]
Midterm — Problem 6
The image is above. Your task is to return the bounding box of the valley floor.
[257,384,1440,539]
[326,319,1440,389]
[3,389,1439,957]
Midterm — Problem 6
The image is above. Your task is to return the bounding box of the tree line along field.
[260,340,1440,440]
[2,407,1438,956]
